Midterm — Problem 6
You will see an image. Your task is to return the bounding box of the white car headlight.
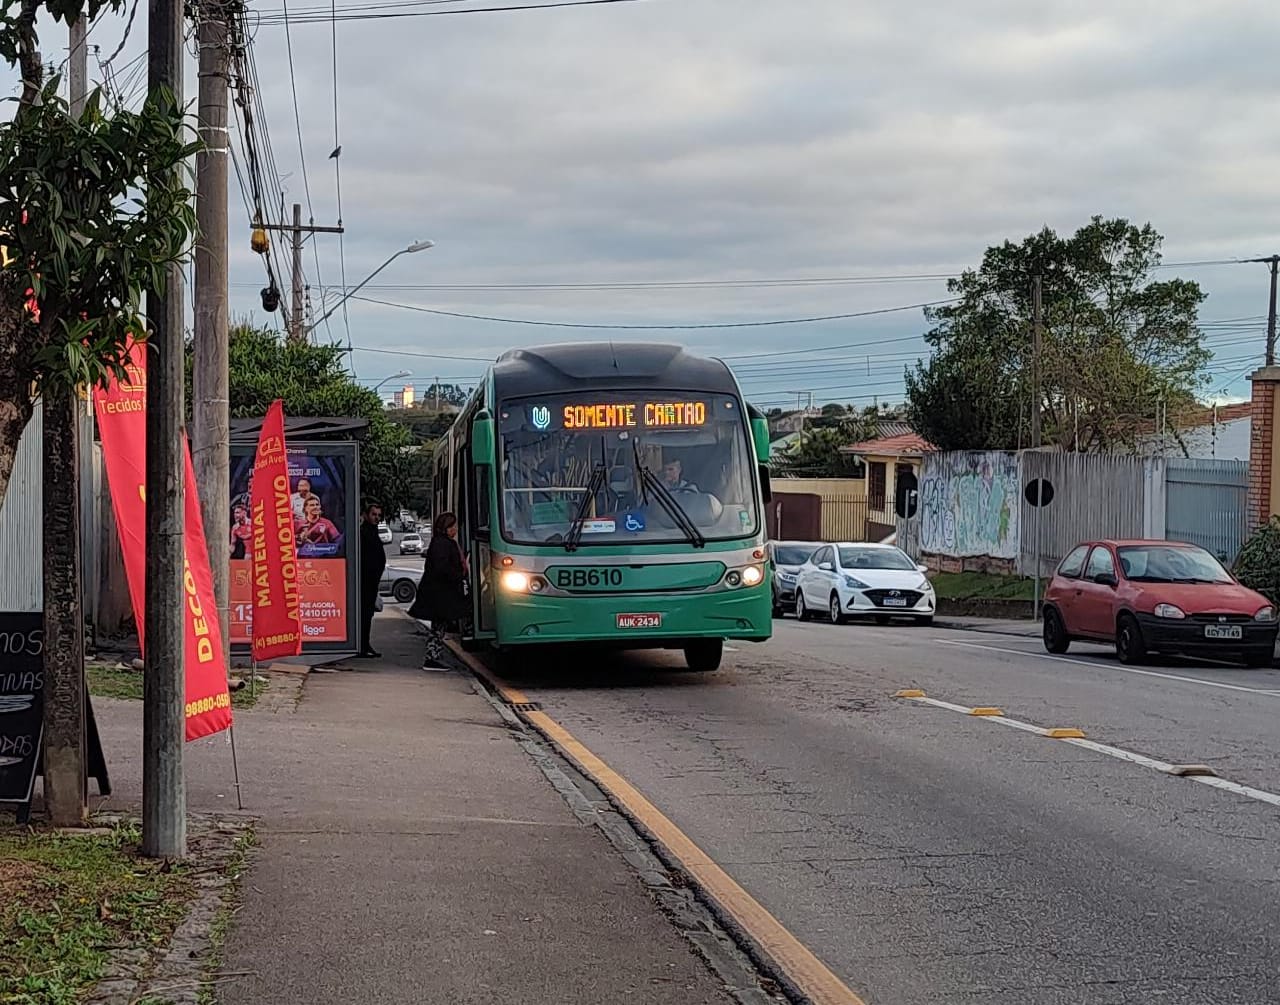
[1255,606,1276,623]
[1154,603,1186,620]
[843,575,869,590]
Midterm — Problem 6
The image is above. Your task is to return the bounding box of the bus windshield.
[498,391,760,546]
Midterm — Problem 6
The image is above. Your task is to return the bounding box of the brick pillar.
[1247,367,1280,528]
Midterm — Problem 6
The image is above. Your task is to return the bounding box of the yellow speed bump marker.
[969,706,1004,717]
[894,688,926,698]
[1046,727,1086,739]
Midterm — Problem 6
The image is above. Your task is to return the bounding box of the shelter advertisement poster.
[229,440,358,653]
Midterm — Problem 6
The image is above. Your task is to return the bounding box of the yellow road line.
[524,708,868,1005]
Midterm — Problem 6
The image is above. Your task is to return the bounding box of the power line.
[255,0,643,25]
[346,294,959,330]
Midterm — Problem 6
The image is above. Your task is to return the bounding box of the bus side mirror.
[471,413,495,466]
[750,415,770,465]
[758,464,772,503]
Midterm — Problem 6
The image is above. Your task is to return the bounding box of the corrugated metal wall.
[0,404,43,612]
[1018,451,1152,577]
[0,400,105,622]
[1164,458,1249,564]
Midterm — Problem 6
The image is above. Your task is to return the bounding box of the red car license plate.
[617,612,661,629]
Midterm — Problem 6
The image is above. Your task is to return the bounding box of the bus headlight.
[501,570,531,593]
[741,565,764,587]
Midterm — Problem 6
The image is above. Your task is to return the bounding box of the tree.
[774,426,865,477]
[0,3,198,508]
[905,218,1209,452]
[2,0,199,826]
[203,325,413,510]
[420,382,467,409]
[384,407,454,444]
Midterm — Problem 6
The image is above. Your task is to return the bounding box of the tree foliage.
[905,218,1209,452]
[1234,518,1280,604]
[204,325,414,511]
[0,0,198,508]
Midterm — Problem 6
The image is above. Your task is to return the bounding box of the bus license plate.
[617,613,661,629]
[1204,625,1242,640]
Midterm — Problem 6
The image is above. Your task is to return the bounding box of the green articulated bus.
[432,341,774,671]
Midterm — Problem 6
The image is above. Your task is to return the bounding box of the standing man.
[358,501,387,658]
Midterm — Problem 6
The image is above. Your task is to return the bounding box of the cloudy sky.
[11,0,1280,407]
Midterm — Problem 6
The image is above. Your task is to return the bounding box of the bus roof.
[492,342,739,399]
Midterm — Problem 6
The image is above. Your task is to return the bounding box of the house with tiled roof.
[839,431,937,541]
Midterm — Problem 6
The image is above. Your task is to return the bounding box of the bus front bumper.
[494,586,772,646]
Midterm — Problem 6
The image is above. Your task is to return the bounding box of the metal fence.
[771,478,868,542]
[1018,451,1154,578]
[0,404,43,612]
[1164,458,1249,565]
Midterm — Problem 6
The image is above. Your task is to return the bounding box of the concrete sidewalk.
[92,613,736,1004]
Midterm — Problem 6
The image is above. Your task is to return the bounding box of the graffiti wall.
[919,451,1020,559]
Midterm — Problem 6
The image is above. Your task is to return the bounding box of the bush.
[1233,518,1280,604]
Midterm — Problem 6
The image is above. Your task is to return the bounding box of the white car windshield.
[837,546,916,571]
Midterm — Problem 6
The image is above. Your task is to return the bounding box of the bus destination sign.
[536,401,710,431]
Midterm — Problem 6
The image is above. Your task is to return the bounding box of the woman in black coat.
[408,512,469,668]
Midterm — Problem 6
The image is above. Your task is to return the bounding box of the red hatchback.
[1042,539,1278,667]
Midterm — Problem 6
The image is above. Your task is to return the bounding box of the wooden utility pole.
[144,0,188,860]
[193,0,232,661]
[1031,274,1043,449]
[42,14,92,827]
[263,204,343,342]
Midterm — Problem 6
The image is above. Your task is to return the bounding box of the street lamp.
[307,239,435,335]
[373,370,411,393]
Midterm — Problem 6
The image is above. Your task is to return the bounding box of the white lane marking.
[724,646,740,652]
[905,696,1280,810]
[932,637,1280,699]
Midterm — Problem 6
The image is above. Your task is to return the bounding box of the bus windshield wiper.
[632,442,706,549]
[565,441,608,552]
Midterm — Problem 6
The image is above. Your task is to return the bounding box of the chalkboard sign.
[0,612,44,809]
[1,612,110,821]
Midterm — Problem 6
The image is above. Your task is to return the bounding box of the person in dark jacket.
[358,501,387,658]
[408,512,469,668]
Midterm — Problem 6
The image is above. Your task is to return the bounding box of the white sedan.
[794,542,936,626]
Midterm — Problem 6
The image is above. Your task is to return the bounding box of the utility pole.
[263,204,343,342]
[144,0,188,860]
[1031,275,1043,449]
[1246,255,1280,366]
[42,14,92,827]
[193,0,232,666]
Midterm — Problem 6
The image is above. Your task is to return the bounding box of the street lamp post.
[307,239,434,336]
[374,370,412,393]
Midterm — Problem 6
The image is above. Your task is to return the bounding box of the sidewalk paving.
[92,613,736,1004]
[933,615,1041,638]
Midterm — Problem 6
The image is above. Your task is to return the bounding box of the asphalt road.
[482,617,1280,1004]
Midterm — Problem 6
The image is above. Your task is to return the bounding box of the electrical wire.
[329,0,354,359]
[346,294,960,330]
[255,0,643,26]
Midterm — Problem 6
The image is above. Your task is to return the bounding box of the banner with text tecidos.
[94,341,233,741]
[248,399,304,662]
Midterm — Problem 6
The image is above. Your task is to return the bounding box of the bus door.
[457,441,497,639]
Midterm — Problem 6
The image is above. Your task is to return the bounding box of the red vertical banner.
[94,341,233,741]
[249,400,303,661]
